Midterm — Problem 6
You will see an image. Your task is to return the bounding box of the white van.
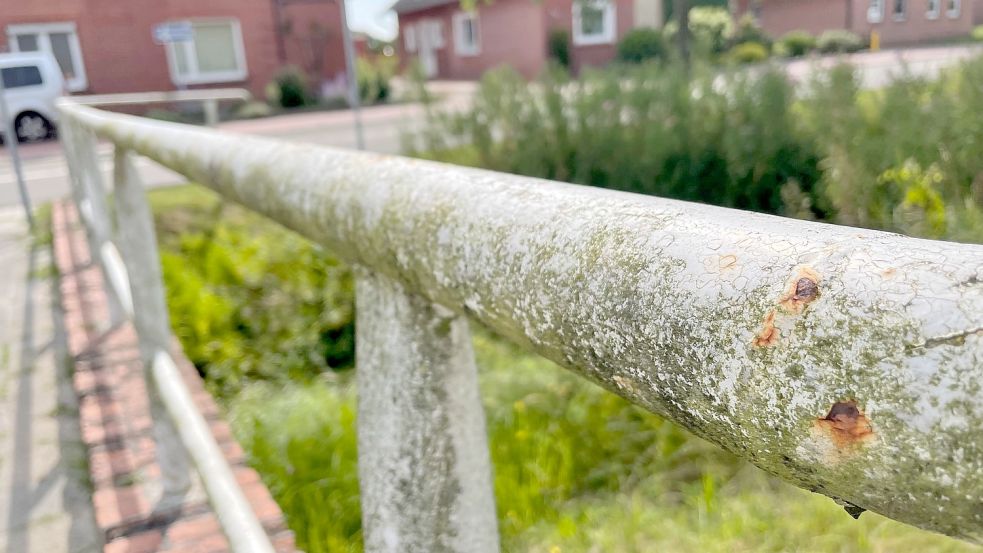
[0,52,64,143]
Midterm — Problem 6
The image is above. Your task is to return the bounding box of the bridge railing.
[57,98,983,551]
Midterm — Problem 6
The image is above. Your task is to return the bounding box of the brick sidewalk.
[51,200,296,553]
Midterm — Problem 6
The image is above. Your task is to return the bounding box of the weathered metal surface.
[59,101,983,543]
[356,270,499,553]
[113,147,192,499]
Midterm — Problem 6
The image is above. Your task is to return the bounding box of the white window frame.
[892,0,908,20]
[404,23,418,53]
[6,21,87,91]
[926,0,940,19]
[452,12,480,57]
[573,0,617,46]
[868,0,885,22]
[164,18,248,86]
[946,0,961,18]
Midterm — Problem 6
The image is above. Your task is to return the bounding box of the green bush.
[548,28,571,68]
[407,63,822,216]
[972,25,983,41]
[728,41,769,64]
[729,13,772,49]
[816,29,864,53]
[269,66,311,108]
[616,28,668,63]
[357,55,399,104]
[777,30,817,57]
[662,6,734,56]
[151,186,355,398]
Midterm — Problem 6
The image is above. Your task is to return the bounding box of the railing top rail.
[58,99,983,544]
[69,88,251,107]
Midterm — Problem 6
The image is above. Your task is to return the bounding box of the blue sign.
[153,22,193,44]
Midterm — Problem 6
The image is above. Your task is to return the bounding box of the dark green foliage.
[271,66,311,108]
[548,28,571,68]
[151,186,355,398]
[617,28,668,63]
[777,30,817,57]
[408,63,823,217]
[816,29,864,53]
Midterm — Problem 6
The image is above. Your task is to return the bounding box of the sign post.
[0,68,35,229]
[338,0,365,151]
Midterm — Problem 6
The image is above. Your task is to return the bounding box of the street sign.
[153,22,193,45]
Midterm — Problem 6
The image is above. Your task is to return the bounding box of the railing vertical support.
[63,122,130,325]
[355,271,500,553]
[112,147,192,502]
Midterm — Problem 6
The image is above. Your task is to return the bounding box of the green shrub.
[816,29,864,53]
[777,30,817,57]
[729,13,772,49]
[664,6,734,56]
[972,25,983,41]
[617,28,668,63]
[269,66,311,108]
[151,186,355,398]
[548,28,571,68]
[728,41,769,64]
[357,55,399,104]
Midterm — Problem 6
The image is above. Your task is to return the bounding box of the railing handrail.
[71,88,251,127]
[57,98,983,548]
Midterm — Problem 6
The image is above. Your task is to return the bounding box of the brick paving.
[51,200,296,553]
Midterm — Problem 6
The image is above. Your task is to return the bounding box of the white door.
[418,20,442,79]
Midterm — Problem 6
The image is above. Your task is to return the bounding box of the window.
[926,0,940,18]
[892,0,907,20]
[7,22,87,91]
[453,12,480,56]
[947,0,961,17]
[404,24,417,53]
[868,0,884,22]
[1,66,43,89]
[165,19,247,86]
[573,0,616,45]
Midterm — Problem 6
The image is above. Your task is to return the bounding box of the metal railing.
[72,88,251,126]
[57,98,983,550]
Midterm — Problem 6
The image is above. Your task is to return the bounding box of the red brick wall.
[398,0,639,80]
[851,0,975,45]
[543,0,637,73]
[399,0,549,80]
[0,0,345,97]
[754,0,851,37]
[746,0,975,45]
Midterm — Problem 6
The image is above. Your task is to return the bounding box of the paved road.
[0,80,475,208]
[1,44,981,209]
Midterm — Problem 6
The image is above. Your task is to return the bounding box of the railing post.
[355,271,500,553]
[112,146,192,502]
[203,99,219,127]
[62,121,130,325]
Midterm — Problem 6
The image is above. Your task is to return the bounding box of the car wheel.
[15,112,53,143]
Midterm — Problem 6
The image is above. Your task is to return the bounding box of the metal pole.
[0,70,35,228]
[338,0,366,150]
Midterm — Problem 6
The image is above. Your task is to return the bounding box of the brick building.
[394,0,664,80]
[733,0,983,46]
[0,0,347,96]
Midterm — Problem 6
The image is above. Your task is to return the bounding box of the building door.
[418,20,443,79]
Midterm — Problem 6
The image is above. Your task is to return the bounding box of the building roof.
[391,0,456,15]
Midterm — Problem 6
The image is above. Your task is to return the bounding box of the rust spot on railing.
[780,267,821,314]
[753,310,779,347]
[814,400,875,449]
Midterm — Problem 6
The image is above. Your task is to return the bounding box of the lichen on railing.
[58,98,983,550]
